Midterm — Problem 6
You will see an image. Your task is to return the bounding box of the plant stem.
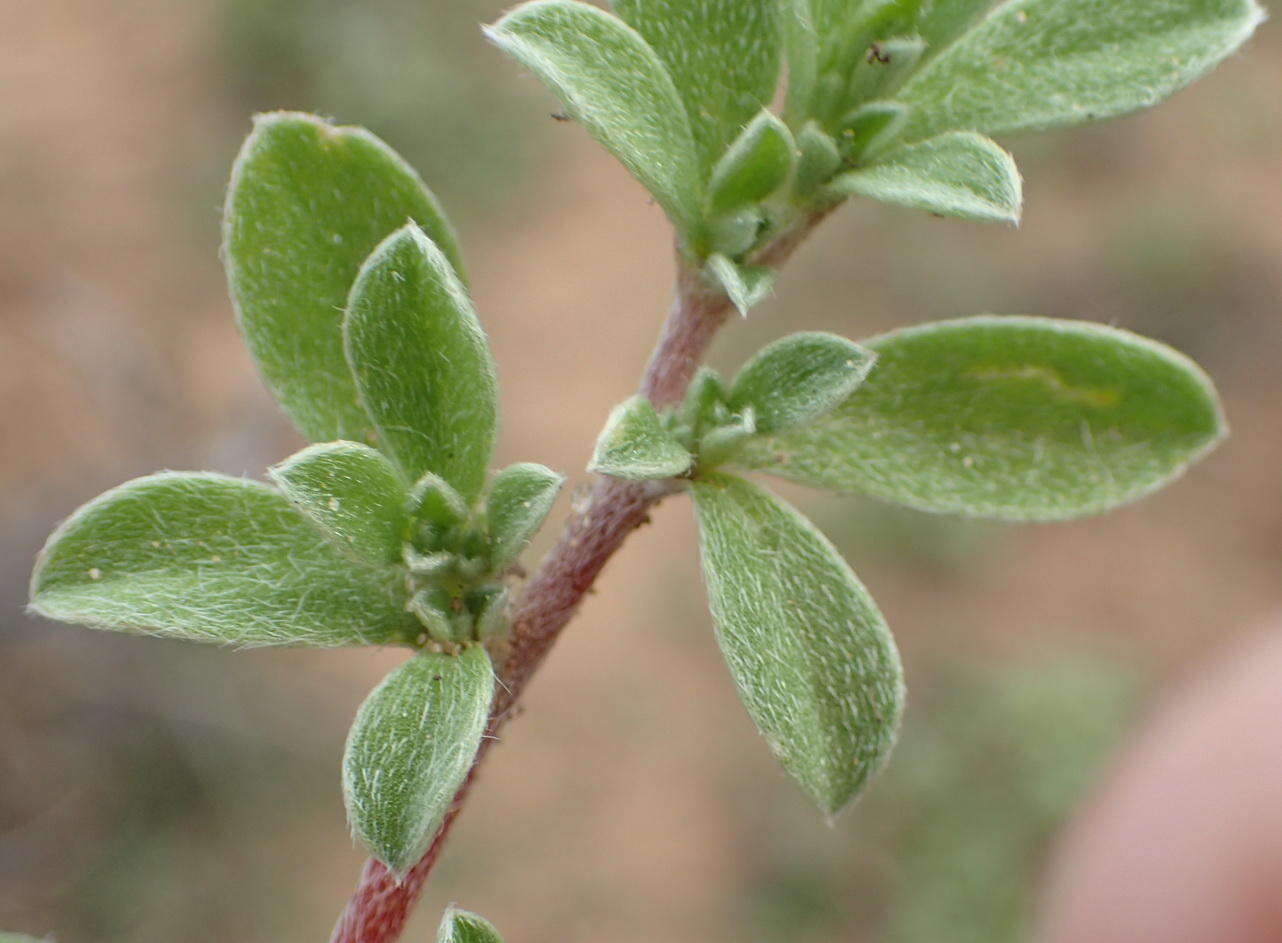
[329,211,830,943]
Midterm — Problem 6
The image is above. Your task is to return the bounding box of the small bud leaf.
[437,906,505,943]
[268,442,408,565]
[708,110,796,215]
[698,408,758,468]
[831,131,1022,224]
[589,396,693,480]
[793,122,842,196]
[706,254,777,317]
[835,100,908,162]
[845,34,924,104]
[408,472,470,529]
[729,332,877,435]
[680,366,730,436]
[486,463,564,569]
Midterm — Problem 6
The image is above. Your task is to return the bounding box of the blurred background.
[1,3,1278,941]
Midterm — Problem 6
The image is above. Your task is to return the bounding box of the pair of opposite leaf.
[488,0,1262,312]
[30,113,562,875]
[592,315,1224,812]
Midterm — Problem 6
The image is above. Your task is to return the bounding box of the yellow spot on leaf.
[968,365,1119,408]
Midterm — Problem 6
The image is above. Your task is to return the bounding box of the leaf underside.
[706,254,777,318]
[692,474,904,815]
[344,647,495,874]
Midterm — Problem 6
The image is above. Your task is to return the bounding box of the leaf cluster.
[26,0,1262,891]
[591,312,1222,810]
[489,0,1262,313]
[30,113,565,873]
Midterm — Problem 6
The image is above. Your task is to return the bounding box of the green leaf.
[707,253,777,317]
[916,0,996,56]
[835,100,909,161]
[29,473,415,648]
[706,208,765,258]
[897,0,1265,143]
[486,0,703,234]
[343,646,494,875]
[691,474,903,814]
[814,0,925,82]
[681,366,730,435]
[407,587,468,644]
[698,408,759,468]
[793,122,842,196]
[708,110,796,215]
[845,34,925,103]
[408,471,470,531]
[344,223,498,503]
[268,442,408,565]
[831,131,1022,223]
[737,316,1227,520]
[223,112,462,443]
[590,395,693,480]
[473,585,511,640]
[614,0,782,172]
[729,332,876,435]
[486,463,564,568]
[0,935,49,943]
[437,906,505,943]
[782,0,821,124]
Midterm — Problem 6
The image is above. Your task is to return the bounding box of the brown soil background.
[1,3,1278,941]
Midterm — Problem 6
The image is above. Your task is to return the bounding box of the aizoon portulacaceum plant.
[23,1,1262,940]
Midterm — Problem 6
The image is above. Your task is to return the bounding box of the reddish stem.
[329,213,829,943]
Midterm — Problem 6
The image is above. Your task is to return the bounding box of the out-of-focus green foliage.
[217,0,544,215]
[742,655,1137,943]
[873,658,1137,943]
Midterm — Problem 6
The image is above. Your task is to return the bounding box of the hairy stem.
[329,211,829,943]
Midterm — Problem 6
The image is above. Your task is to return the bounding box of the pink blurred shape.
[1037,618,1282,943]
